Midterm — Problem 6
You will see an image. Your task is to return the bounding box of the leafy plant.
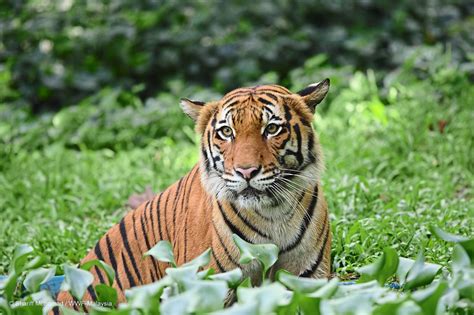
[0,229,473,314]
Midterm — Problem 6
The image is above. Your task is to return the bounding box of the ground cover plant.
[0,45,473,313]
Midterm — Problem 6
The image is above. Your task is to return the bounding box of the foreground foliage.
[0,228,472,314]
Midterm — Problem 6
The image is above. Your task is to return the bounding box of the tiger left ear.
[179,98,206,122]
[296,78,330,113]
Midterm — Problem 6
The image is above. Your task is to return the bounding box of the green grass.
[0,52,473,277]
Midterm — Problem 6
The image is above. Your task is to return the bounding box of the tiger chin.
[55,80,332,312]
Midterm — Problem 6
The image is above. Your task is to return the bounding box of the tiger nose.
[235,166,260,180]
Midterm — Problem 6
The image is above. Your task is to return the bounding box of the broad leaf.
[237,282,291,314]
[412,280,448,315]
[94,284,117,308]
[62,264,94,300]
[11,244,34,274]
[308,278,339,299]
[277,270,328,293]
[182,248,211,269]
[23,267,56,293]
[145,241,176,267]
[357,247,399,285]
[403,253,441,290]
[80,259,116,286]
[232,234,279,277]
[209,268,243,289]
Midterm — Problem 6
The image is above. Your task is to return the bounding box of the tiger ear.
[180,98,206,122]
[296,78,330,113]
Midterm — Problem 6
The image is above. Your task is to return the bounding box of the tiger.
[55,79,331,312]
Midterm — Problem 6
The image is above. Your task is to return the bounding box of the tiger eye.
[220,126,233,137]
[265,123,280,135]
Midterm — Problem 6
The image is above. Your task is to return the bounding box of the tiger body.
[56,81,332,310]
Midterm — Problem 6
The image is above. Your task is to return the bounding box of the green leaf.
[451,244,471,273]
[1,273,18,302]
[209,268,243,289]
[10,305,43,314]
[80,259,116,286]
[125,275,172,311]
[182,248,211,269]
[94,284,117,308]
[209,302,259,315]
[161,280,228,314]
[276,270,328,293]
[412,280,448,315]
[397,257,416,286]
[23,267,56,293]
[232,234,279,277]
[183,280,229,312]
[357,247,399,285]
[11,244,34,274]
[403,253,441,290]
[308,278,339,299]
[166,265,199,288]
[431,227,474,261]
[290,292,321,315]
[430,226,469,242]
[29,290,57,314]
[62,264,94,300]
[145,240,176,267]
[238,277,252,289]
[237,282,290,314]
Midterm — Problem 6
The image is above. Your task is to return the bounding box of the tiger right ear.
[180,98,206,122]
[296,78,330,113]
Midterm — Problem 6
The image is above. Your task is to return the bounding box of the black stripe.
[132,212,139,241]
[223,99,239,108]
[283,104,292,121]
[87,285,97,301]
[94,265,106,284]
[213,225,240,266]
[217,202,253,244]
[105,235,124,290]
[258,97,275,106]
[281,185,318,253]
[212,250,226,272]
[292,124,304,165]
[172,178,185,237]
[259,86,291,94]
[140,208,161,281]
[163,190,171,240]
[94,241,105,261]
[264,92,279,101]
[119,218,143,284]
[52,306,60,315]
[300,222,330,278]
[121,252,136,287]
[307,132,315,163]
[148,197,157,244]
[155,194,164,241]
[71,295,81,311]
[177,172,192,261]
[184,167,199,261]
[229,203,271,239]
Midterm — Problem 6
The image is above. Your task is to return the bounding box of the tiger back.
[55,80,332,312]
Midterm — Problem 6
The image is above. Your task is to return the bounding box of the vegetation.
[1,228,473,314]
[0,1,473,314]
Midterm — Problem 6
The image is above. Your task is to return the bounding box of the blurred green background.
[0,1,473,275]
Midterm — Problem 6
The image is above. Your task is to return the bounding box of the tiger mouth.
[239,187,264,198]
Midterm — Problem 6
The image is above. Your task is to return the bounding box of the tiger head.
[180,80,330,213]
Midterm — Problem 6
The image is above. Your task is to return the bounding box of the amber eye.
[218,126,233,138]
[265,123,281,136]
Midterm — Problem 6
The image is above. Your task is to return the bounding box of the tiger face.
[180,80,329,214]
